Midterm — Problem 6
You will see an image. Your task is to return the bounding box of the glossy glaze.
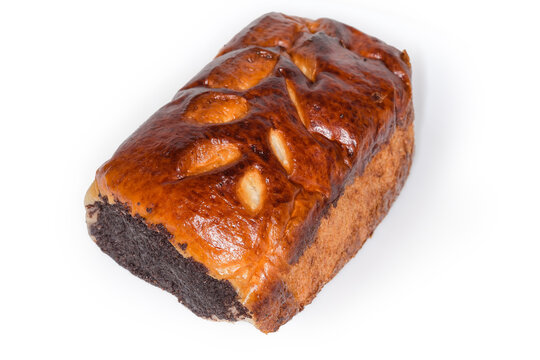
[93,13,412,306]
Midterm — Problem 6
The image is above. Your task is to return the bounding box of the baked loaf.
[85,12,414,333]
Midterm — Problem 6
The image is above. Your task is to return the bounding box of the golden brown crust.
[86,12,413,332]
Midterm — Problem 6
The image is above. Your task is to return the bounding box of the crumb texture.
[88,200,249,321]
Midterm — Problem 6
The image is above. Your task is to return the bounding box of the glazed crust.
[85,12,413,332]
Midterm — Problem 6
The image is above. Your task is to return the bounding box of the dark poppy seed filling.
[87,200,249,321]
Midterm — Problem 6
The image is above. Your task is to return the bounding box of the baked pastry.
[85,12,414,333]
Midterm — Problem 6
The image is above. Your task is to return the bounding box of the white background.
[1,0,539,359]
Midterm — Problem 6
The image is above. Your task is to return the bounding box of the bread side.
[253,120,414,332]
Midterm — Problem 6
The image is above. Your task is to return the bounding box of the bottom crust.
[86,121,413,332]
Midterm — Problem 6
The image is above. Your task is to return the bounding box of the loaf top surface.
[93,12,412,305]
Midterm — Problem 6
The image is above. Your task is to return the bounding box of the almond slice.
[180,140,241,176]
[207,48,278,91]
[184,92,248,124]
[269,129,292,173]
[285,79,308,127]
[291,53,316,81]
[237,168,266,214]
